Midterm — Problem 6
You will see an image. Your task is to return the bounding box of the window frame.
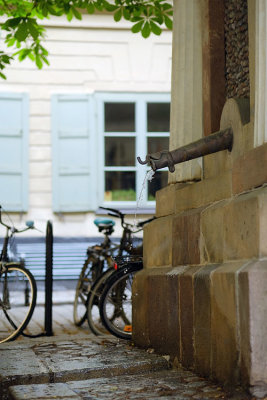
[95,92,170,210]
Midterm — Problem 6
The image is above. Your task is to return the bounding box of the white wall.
[0,13,172,237]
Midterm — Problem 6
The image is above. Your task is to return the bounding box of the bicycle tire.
[87,268,114,336]
[99,263,143,340]
[73,255,103,326]
[0,264,37,344]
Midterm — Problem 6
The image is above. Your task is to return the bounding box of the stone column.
[169,0,203,184]
[254,0,267,146]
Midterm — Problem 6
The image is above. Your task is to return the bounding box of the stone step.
[0,336,169,399]
[8,369,233,400]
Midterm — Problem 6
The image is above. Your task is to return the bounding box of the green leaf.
[103,1,117,12]
[67,9,73,21]
[123,7,131,20]
[87,3,95,13]
[6,37,16,47]
[150,21,162,35]
[164,14,172,29]
[141,21,151,38]
[41,55,49,65]
[131,20,143,33]
[114,8,122,22]
[3,17,22,29]
[35,55,43,69]
[14,22,28,42]
[0,71,7,80]
[72,7,82,20]
[27,20,39,40]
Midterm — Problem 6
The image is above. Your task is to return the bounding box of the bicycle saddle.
[94,218,115,233]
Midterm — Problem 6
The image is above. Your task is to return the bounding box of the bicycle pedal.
[124,325,132,332]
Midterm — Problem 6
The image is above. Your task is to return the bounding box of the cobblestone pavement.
[0,288,264,400]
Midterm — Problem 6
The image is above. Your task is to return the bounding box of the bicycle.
[0,206,37,343]
[86,212,153,337]
[98,255,143,340]
[73,214,117,326]
[73,206,154,330]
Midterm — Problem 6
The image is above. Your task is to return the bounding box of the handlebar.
[0,205,35,233]
[99,206,155,232]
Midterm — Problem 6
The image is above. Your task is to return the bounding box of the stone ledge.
[232,142,267,195]
[132,260,267,396]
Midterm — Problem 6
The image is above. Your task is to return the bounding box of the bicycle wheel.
[73,255,103,326]
[0,264,37,344]
[99,263,143,340]
[87,268,114,336]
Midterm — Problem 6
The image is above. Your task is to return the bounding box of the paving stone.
[0,337,168,399]
[8,370,253,400]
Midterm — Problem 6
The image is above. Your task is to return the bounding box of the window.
[97,93,170,208]
[0,93,29,211]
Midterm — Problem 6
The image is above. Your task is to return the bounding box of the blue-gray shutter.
[0,93,29,211]
[52,95,96,212]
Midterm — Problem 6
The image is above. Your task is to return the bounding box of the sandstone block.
[174,172,232,215]
[146,267,181,356]
[238,260,267,391]
[155,183,177,218]
[194,265,218,377]
[200,201,226,263]
[132,269,150,348]
[172,209,201,266]
[143,216,172,268]
[223,192,259,260]
[232,142,267,195]
[179,266,203,368]
[210,261,245,385]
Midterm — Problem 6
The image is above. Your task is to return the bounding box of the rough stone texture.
[223,191,259,261]
[204,98,251,180]
[143,216,172,268]
[179,266,203,368]
[132,269,150,348]
[210,261,246,385]
[172,209,201,266]
[224,0,250,99]
[155,183,178,218]
[0,337,169,399]
[201,200,226,263]
[193,265,218,378]
[238,260,267,392]
[202,0,226,136]
[232,142,267,195]
[174,172,232,214]
[259,191,267,258]
[147,267,182,356]
[8,369,250,400]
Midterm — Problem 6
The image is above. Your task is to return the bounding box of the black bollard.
[45,220,53,336]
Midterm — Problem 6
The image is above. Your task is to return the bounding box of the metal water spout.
[137,128,233,172]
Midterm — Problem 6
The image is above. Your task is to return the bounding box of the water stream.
[133,169,155,229]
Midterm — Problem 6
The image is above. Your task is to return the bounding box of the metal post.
[45,220,53,336]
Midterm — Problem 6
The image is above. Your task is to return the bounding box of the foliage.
[0,0,173,78]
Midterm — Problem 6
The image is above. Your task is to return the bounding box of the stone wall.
[224,0,250,98]
[132,99,267,397]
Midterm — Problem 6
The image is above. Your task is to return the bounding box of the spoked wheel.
[87,268,114,336]
[0,264,37,344]
[99,263,142,340]
[73,256,102,326]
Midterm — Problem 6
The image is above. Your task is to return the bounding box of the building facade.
[0,13,172,238]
